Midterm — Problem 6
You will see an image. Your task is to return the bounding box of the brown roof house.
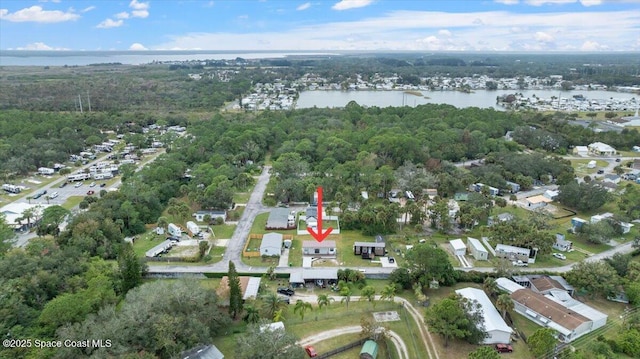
[508,285,607,342]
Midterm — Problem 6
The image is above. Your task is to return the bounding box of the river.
[295,89,638,111]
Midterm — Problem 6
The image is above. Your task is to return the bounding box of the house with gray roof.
[260,232,283,256]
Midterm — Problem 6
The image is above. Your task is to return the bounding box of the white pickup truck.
[512,260,528,267]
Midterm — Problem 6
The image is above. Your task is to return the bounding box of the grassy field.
[233,192,252,204]
[211,224,236,239]
[61,195,84,210]
[243,255,280,267]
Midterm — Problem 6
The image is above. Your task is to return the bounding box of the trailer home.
[38,167,55,175]
[2,184,21,194]
[186,221,200,236]
[168,223,182,238]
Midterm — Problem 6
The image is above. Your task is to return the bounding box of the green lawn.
[211,224,236,239]
[61,195,84,210]
[242,255,280,267]
[233,192,252,204]
[250,212,270,234]
[288,238,303,267]
[132,231,166,257]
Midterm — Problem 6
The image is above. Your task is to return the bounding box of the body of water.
[295,89,638,111]
[0,50,336,66]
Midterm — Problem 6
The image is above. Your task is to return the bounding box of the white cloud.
[0,5,79,23]
[438,29,452,37]
[155,9,640,52]
[15,42,68,50]
[96,18,124,29]
[526,0,575,5]
[579,0,602,5]
[332,0,373,11]
[129,0,150,18]
[581,40,608,50]
[129,42,148,50]
[115,12,130,19]
[81,6,96,13]
[534,31,555,42]
[494,0,520,4]
[297,2,311,11]
[204,1,215,8]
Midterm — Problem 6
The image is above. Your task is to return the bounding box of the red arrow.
[307,186,333,242]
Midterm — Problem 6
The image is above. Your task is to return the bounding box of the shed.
[260,232,283,256]
[449,239,467,256]
[495,244,532,262]
[359,340,378,359]
[467,237,488,261]
[145,240,174,257]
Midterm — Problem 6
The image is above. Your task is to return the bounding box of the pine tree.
[228,261,243,319]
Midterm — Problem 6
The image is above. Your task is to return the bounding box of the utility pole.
[78,94,83,113]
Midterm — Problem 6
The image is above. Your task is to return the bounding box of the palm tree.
[360,285,376,308]
[496,293,514,320]
[21,207,37,228]
[294,300,312,321]
[317,294,334,317]
[262,292,286,319]
[243,305,261,324]
[340,285,353,310]
[380,284,397,303]
[483,277,498,299]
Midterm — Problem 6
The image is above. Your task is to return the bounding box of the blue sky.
[1,0,639,51]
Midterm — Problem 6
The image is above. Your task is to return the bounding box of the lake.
[295,89,638,111]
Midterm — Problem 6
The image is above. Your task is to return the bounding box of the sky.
[1,0,639,52]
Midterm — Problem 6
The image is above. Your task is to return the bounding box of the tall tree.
[293,300,312,321]
[261,292,286,320]
[117,243,147,295]
[360,285,377,308]
[483,277,498,299]
[496,293,514,320]
[424,297,470,347]
[380,284,397,302]
[528,328,557,358]
[404,243,457,286]
[0,214,15,258]
[243,305,261,324]
[340,284,353,310]
[566,261,620,298]
[317,294,334,317]
[228,261,243,319]
[468,346,500,359]
[235,320,306,359]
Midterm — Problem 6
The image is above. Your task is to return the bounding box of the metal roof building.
[455,287,513,344]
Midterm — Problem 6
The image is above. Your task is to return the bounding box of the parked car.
[512,260,528,267]
[597,169,605,174]
[615,158,621,162]
[552,253,567,260]
[277,287,295,296]
[304,346,318,358]
[59,182,67,188]
[49,192,58,199]
[495,344,513,353]
[74,182,82,188]
[388,257,395,263]
[89,182,96,187]
[86,190,95,195]
[99,183,106,188]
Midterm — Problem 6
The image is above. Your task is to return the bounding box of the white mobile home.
[449,239,467,256]
[168,223,182,238]
[467,237,488,261]
[38,167,55,175]
[455,288,513,344]
[186,221,200,236]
